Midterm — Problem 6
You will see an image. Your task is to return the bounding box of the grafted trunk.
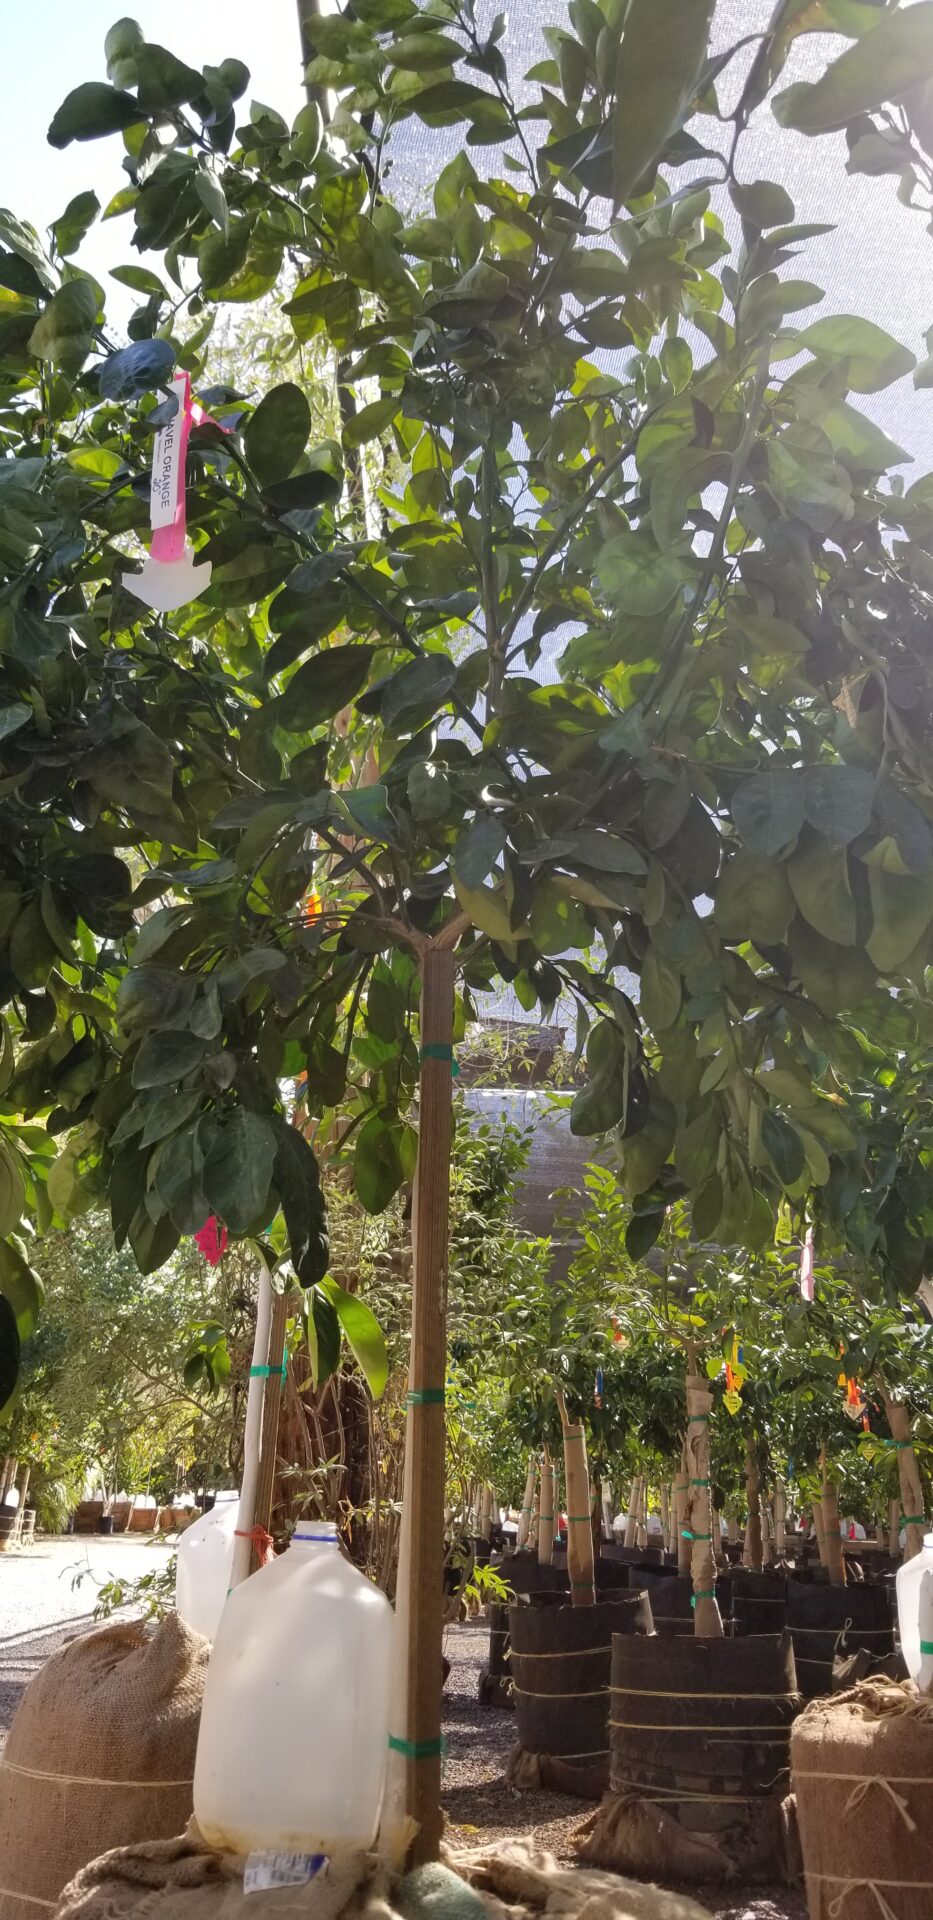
[556,1390,595,1607]
[743,1441,762,1571]
[774,1479,787,1557]
[537,1450,554,1565]
[516,1456,536,1551]
[879,1383,926,1560]
[821,1450,846,1587]
[727,1509,739,1546]
[676,1448,691,1574]
[684,1359,723,1638]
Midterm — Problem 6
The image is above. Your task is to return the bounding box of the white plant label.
[150,373,188,531]
[243,1852,327,1894]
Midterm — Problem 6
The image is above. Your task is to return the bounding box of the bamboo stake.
[879,1383,926,1560]
[821,1448,846,1587]
[660,1482,671,1553]
[537,1448,555,1564]
[636,1475,648,1549]
[623,1476,639,1549]
[813,1498,828,1567]
[555,1389,595,1607]
[600,1477,614,1542]
[251,1285,288,1573]
[229,1257,274,1591]
[516,1455,536,1551]
[385,944,454,1867]
[743,1440,762,1571]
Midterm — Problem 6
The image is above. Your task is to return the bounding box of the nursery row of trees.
[5,0,933,1852]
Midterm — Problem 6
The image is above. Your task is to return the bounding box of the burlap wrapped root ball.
[0,1613,208,1920]
[790,1674,933,1920]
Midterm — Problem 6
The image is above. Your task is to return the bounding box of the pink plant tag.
[124,371,214,612]
[194,1216,228,1266]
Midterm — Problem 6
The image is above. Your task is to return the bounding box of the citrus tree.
[5,0,933,1847]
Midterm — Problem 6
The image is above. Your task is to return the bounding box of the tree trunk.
[636,1475,648,1550]
[660,1482,671,1553]
[743,1441,762,1571]
[821,1450,846,1587]
[888,1496,902,1559]
[251,1284,288,1573]
[516,1456,536,1551]
[684,1359,723,1637]
[676,1448,692,1574]
[556,1391,595,1607]
[710,1506,721,1566]
[813,1498,828,1569]
[385,944,454,1866]
[537,1450,555,1565]
[230,1258,274,1591]
[760,1491,774,1568]
[727,1509,739,1546]
[0,1456,16,1504]
[879,1383,926,1560]
[623,1476,639,1549]
[774,1479,787,1557]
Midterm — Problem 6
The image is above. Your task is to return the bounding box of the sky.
[2,0,932,467]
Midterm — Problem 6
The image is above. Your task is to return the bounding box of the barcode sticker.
[243,1852,327,1894]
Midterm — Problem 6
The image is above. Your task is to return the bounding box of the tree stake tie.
[234,1523,275,1566]
[419,1042,459,1075]
[124,371,223,612]
[388,1735,446,1760]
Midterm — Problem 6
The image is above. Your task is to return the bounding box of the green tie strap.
[419,1043,460,1076]
[250,1364,287,1378]
[407,1388,445,1406]
[389,1735,446,1760]
[691,1591,716,1608]
[902,1514,925,1526]
[920,1641,933,1656]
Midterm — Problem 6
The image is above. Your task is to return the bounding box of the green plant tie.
[920,1642,933,1656]
[250,1364,287,1378]
[419,1043,459,1076]
[691,1591,716,1608]
[888,1440,912,1450]
[683,1529,710,1541]
[567,1515,591,1523]
[406,1388,445,1406]
[690,1478,710,1486]
[902,1514,925,1526]
[688,1413,709,1423]
[388,1735,447,1760]
[570,1580,596,1588]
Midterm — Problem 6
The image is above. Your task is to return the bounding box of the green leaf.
[597,531,685,615]
[570,1020,630,1136]
[244,382,312,487]
[866,868,933,971]
[613,0,716,206]
[732,770,805,856]
[794,315,915,393]
[0,1141,26,1239]
[714,849,795,946]
[729,178,795,228]
[203,1110,277,1233]
[761,1109,805,1187]
[276,645,374,730]
[454,817,507,889]
[0,704,31,746]
[28,280,98,374]
[53,191,100,257]
[307,1285,341,1390]
[132,1029,208,1090]
[272,1118,328,1287]
[625,1210,663,1260]
[153,1123,209,1234]
[788,834,856,946]
[321,1276,388,1398]
[0,1236,43,1339]
[0,1295,19,1416]
[354,1114,405,1215]
[641,946,681,1030]
[803,765,875,845]
[386,31,464,69]
[342,397,398,449]
[692,1174,723,1240]
[773,7,933,134]
[48,82,144,148]
[128,1206,181,1275]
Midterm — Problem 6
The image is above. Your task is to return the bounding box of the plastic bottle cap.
[293,1521,339,1543]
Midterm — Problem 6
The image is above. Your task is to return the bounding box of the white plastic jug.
[193,1519,394,1854]
[175,1492,240,1640]
[895,1531,933,1679]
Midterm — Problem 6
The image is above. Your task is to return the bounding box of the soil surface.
[441,1619,807,1920]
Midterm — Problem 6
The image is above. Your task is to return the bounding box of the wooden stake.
[774,1478,787,1557]
[537,1448,555,1564]
[229,1257,274,1591]
[623,1476,639,1549]
[888,1495,902,1559]
[516,1455,536,1550]
[387,943,454,1866]
[555,1389,595,1607]
[813,1498,828,1568]
[676,1448,691,1574]
[743,1440,762,1571]
[660,1481,671,1552]
[821,1448,846,1587]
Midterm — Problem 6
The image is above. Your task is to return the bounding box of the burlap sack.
[791,1674,933,1919]
[54,1830,711,1920]
[0,1614,208,1920]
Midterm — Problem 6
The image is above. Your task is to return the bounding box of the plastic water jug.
[895,1531,933,1679]
[175,1492,239,1640]
[193,1519,394,1854]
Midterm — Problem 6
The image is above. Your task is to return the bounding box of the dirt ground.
[440,1619,807,1920]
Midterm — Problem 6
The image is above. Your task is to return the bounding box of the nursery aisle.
[441,1619,806,1920]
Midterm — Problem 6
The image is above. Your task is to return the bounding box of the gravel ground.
[440,1619,807,1920]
